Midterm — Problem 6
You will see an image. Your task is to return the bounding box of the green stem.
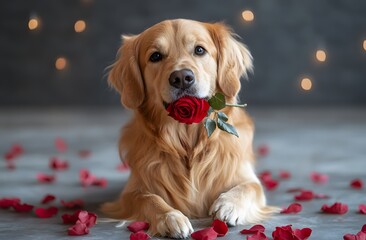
[225,103,247,108]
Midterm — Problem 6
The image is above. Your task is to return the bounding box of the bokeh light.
[315,49,327,62]
[74,20,86,33]
[301,77,313,91]
[55,57,67,70]
[28,17,39,30]
[242,10,254,22]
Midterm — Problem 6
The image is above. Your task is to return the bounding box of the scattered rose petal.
[247,231,268,240]
[294,228,312,240]
[294,190,314,201]
[35,206,59,218]
[259,171,272,182]
[68,222,89,236]
[212,219,228,237]
[362,225,366,233]
[49,157,69,170]
[0,198,21,209]
[240,224,266,234]
[55,137,68,152]
[61,199,84,209]
[12,203,34,212]
[4,144,24,161]
[78,149,91,158]
[127,221,150,233]
[36,173,56,183]
[358,204,366,214]
[350,179,364,189]
[62,211,82,224]
[281,203,302,214]
[80,169,96,187]
[191,227,218,240]
[117,162,130,171]
[310,172,328,184]
[279,170,291,180]
[257,144,269,157]
[77,210,97,228]
[92,178,108,187]
[321,202,348,214]
[343,231,366,240]
[259,171,279,190]
[130,231,150,240]
[272,225,294,240]
[41,194,56,204]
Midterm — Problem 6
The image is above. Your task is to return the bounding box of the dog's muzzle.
[169,69,195,90]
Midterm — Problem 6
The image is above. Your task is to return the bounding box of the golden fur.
[102,19,277,238]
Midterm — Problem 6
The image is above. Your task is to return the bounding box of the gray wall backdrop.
[1,0,366,107]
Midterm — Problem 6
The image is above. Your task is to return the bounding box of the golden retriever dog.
[102,19,276,238]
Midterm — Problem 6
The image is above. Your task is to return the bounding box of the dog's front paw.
[209,193,247,226]
[156,210,193,238]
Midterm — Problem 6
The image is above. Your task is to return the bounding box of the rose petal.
[310,172,328,184]
[362,224,366,233]
[294,228,312,240]
[166,96,209,124]
[55,137,67,152]
[49,157,69,170]
[61,199,84,209]
[92,178,108,187]
[36,173,56,183]
[279,170,291,180]
[272,225,294,240]
[350,179,364,189]
[321,202,348,214]
[0,198,21,209]
[212,219,228,237]
[62,211,82,224]
[263,178,279,191]
[78,149,91,158]
[68,222,89,236]
[257,144,269,157]
[358,204,366,214]
[41,194,56,204]
[130,231,150,240]
[191,227,218,240]
[247,231,269,240]
[12,203,34,212]
[240,224,266,234]
[281,203,302,214]
[35,206,59,218]
[343,231,366,240]
[77,210,97,228]
[4,144,24,161]
[127,221,150,233]
[294,190,314,201]
[79,169,96,186]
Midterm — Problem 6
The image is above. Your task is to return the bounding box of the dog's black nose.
[169,69,195,90]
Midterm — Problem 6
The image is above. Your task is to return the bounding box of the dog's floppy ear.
[108,35,145,109]
[208,23,253,98]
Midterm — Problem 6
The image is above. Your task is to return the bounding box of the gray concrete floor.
[0,107,365,239]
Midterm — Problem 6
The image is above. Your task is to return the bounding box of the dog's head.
[109,19,253,110]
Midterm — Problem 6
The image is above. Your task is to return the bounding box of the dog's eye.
[194,46,206,56]
[149,52,163,62]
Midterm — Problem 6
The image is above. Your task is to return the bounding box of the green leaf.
[217,111,228,122]
[204,118,217,138]
[217,118,239,137]
[208,93,226,110]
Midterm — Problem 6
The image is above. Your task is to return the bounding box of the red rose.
[166,96,210,124]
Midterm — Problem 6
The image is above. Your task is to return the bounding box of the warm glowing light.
[74,20,86,33]
[55,57,67,70]
[242,10,254,22]
[301,78,312,91]
[363,40,366,51]
[316,49,327,62]
[28,17,39,30]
